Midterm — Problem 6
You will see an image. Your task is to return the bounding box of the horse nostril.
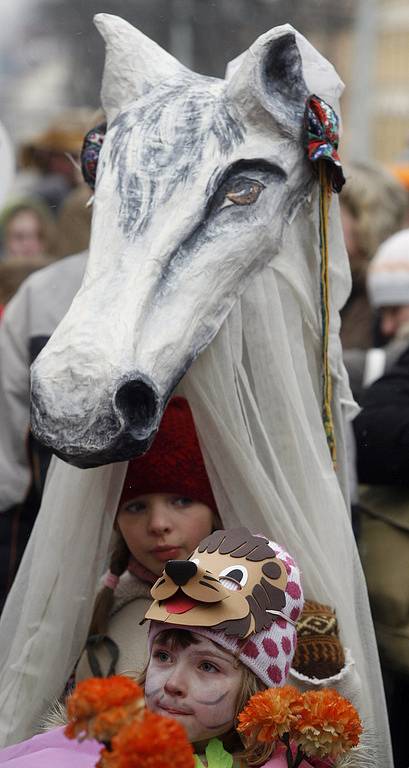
[165,560,198,586]
[114,377,159,434]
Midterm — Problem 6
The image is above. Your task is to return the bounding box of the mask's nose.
[165,560,198,586]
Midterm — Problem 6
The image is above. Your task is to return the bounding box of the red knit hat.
[118,397,217,512]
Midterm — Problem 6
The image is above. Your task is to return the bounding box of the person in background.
[339,161,407,351]
[0,250,88,612]
[367,227,409,345]
[55,183,93,259]
[345,229,409,402]
[12,108,95,214]
[354,228,409,483]
[353,229,409,768]
[0,201,57,263]
[340,171,406,525]
[0,110,101,612]
[0,259,49,319]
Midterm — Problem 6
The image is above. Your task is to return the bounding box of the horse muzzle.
[30,373,164,468]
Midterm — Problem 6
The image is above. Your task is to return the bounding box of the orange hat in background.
[20,108,96,166]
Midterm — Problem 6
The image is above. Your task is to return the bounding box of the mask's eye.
[218,565,248,591]
[219,178,265,210]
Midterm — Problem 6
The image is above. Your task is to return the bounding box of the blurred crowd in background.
[0,109,93,313]
[1,1,409,767]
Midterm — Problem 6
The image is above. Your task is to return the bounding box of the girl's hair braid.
[87,532,130,639]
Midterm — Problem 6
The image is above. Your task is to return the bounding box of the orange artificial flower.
[67,676,143,719]
[98,710,195,768]
[237,686,303,743]
[65,676,144,742]
[292,689,362,760]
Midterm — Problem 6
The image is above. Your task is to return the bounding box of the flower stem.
[281,734,294,768]
[292,746,305,768]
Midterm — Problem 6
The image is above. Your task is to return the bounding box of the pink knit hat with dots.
[148,537,303,688]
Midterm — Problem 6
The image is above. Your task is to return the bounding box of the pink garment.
[127,555,157,585]
[263,755,314,768]
[0,729,331,768]
[0,727,101,767]
[262,744,329,768]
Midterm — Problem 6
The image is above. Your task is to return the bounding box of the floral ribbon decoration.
[305,95,345,194]
[304,95,346,467]
[81,122,107,191]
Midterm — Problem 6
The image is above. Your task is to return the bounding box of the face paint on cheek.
[144,664,167,710]
[144,683,161,700]
[145,665,238,740]
[190,686,237,732]
[144,653,191,712]
[193,691,228,705]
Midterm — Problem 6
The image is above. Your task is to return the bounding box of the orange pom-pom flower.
[65,676,144,742]
[237,686,361,768]
[237,686,303,743]
[292,689,362,760]
[98,710,195,768]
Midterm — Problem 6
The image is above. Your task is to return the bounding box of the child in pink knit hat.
[146,529,304,689]
[142,527,307,765]
[139,528,360,767]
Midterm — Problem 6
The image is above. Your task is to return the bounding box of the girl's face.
[145,634,243,744]
[5,210,45,261]
[116,493,214,576]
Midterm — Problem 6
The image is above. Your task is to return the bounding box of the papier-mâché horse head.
[31,15,314,467]
[145,528,290,638]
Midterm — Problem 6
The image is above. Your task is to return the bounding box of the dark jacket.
[354,343,409,485]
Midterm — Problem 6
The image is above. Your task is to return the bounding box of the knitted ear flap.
[292,600,345,679]
[81,122,107,190]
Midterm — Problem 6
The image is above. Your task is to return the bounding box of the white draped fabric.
[0,25,392,766]
[0,460,127,744]
[0,192,391,764]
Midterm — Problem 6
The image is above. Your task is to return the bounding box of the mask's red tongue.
[164,593,199,614]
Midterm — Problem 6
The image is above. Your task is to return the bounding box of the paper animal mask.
[145,528,290,638]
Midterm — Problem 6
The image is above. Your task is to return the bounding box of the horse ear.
[226,26,308,138]
[94,14,185,124]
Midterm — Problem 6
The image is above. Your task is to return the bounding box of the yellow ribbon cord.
[318,161,337,466]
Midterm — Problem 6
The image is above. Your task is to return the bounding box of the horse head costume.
[0,15,393,765]
[32,16,326,467]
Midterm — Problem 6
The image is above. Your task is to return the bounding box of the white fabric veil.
[0,28,392,766]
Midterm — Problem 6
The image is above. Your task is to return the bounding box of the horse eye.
[221,179,265,209]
